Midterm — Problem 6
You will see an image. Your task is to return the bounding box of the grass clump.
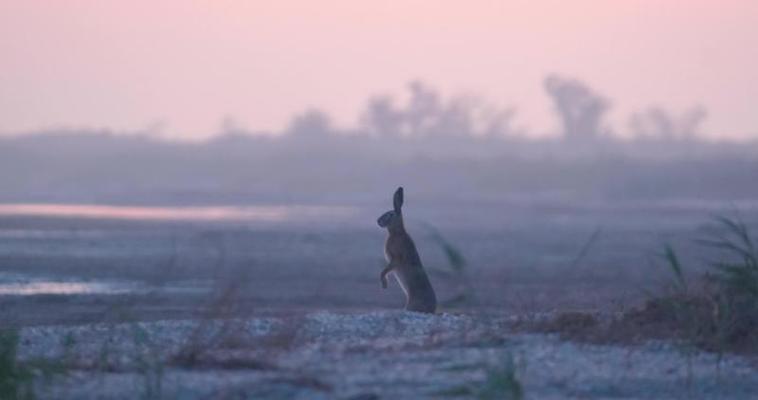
[477,353,524,400]
[433,354,525,399]
[697,214,758,351]
[529,214,758,354]
[632,214,758,353]
[425,225,476,306]
[0,329,34,400]
[0,329,64,400]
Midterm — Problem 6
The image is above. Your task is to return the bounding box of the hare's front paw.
[380,275,388,289]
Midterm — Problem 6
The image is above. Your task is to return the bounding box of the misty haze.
[1,2,758,399]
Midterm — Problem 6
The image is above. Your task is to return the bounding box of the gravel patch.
[12,311,758,399]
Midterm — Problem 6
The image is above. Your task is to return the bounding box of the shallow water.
[0,272,139,295]
[0,280,135,295]
[0,203,357,222]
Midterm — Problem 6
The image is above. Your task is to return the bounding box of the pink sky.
[0,0,756,139]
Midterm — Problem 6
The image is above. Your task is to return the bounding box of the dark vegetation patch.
[526,215,758,355]
[0,328,68,400]
[433,352,524,400]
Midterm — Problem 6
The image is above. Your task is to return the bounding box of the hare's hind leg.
[380,265,394,289]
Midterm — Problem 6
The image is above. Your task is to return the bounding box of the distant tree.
[360,96,404,137]
[219,115,247,137]
[482,107,518,138]
[360,81,518,139]
[433,97,474,136]
[405,81,443,135]
[544,75,610,142]
[629,106,707,140]
[286,109,333,138]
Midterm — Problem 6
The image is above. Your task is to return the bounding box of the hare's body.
[378,187,437,313]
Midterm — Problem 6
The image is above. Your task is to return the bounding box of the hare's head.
[377,187,404,229]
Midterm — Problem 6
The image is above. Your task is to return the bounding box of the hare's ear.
[393,187,404,213]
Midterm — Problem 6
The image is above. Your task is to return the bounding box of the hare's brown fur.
[378,187,437,313]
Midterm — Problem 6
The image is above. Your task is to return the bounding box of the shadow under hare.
[377,187,437,313]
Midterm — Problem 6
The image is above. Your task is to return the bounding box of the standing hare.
[377,187,437,313]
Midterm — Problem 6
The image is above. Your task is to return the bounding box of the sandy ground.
[2,206,758,399]
[15,311,758,399]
